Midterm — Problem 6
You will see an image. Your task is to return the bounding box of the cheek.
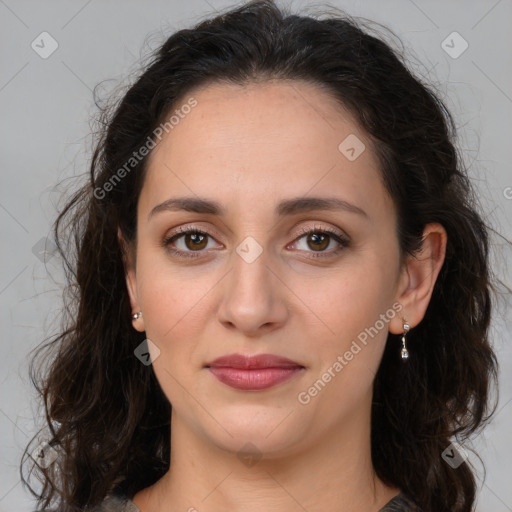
[136,263,213,407]
[297,267,395,399]
[291,264,398,403]
[291,256,396,342]
[134,255,218,355]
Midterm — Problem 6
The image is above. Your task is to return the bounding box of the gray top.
[93,490,420,511]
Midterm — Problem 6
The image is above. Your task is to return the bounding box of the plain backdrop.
[1,1,511,511]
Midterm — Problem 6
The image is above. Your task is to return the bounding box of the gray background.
[1,0,511,510]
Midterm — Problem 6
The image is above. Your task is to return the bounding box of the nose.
[217,242,289,336]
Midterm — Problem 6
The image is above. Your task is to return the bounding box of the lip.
[206,353,303,369]
[205,353,305,391]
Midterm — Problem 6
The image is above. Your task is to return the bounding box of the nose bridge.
[230,235,272,307]
[217,234,287,333]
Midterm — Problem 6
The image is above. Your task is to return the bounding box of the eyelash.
[162,225,350,260]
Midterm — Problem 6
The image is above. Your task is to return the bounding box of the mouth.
[205,353,305,391]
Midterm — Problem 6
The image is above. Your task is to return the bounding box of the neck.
[133,402,399,512]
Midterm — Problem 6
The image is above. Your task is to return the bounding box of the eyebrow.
[148,196,368,220]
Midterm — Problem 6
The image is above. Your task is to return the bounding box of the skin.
[124,79,447,512]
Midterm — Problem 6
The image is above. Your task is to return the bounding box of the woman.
[21,1,498,511]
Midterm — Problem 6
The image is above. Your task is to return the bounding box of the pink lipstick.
[205,353,304,391]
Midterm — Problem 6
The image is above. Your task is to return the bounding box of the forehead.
[163,79,362,151]
[141,79,392,222]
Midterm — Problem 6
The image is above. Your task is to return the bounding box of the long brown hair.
[21,2,498,511]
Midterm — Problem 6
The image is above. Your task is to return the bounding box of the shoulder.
[379,492,422,512]
[91,491,142,512]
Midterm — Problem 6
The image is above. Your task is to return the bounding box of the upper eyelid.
[295,223,347,238]
[166,223,347,239]
[164,224,349,249]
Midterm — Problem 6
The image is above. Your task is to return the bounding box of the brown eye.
[306,232,330,251]
[291,226,350,258]
[162,227,221,260]
[184,232,208,251]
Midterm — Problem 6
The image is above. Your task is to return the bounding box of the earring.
[132,311,142,320]
[401,320,410,360]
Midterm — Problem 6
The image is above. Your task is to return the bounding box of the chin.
[201,408,308,459]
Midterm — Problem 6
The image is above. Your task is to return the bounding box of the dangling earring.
[401,319,410,360]
[132,311,142,320]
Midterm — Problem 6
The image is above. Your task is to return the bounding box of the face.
[125,80,409,458]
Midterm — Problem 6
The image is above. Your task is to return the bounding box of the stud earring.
[132,311,142,320]
[401,319,410,360]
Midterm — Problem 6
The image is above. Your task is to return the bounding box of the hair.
[21,1,499,511]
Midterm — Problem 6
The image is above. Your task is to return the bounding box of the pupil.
[188,233,206,250]
[309,233,328,251]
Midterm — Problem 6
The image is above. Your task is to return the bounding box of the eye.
[162,226,221,259]
[289,225,350,258]
[162,224,350,260]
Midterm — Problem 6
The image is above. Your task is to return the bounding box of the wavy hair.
[21,1,498,511]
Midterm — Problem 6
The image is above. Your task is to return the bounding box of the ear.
[389,223,447,334]
[118,227,145,333]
